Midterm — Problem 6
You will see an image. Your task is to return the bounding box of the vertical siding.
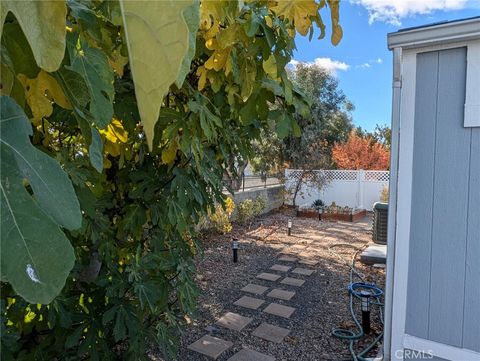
[406,47,479,350]
[462,129,480,352]
[405,51,439,338]
[428,47,469,346]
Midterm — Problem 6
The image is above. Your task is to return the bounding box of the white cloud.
[288,57,350,75]
[352,0,468,26]
[355,57,383,69]
[358,62,371,69]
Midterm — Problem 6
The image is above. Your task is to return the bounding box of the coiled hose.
[329,243,384,361]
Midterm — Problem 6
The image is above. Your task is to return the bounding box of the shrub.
[236,197,266,224]
[311,199,325,210]
[209,197,235,234]
[380,185,389,202]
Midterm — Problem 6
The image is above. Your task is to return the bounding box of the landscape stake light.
[232,239,239,263]
[360,290,371,334]
[287,219,292,236]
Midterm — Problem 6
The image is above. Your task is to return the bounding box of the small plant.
[311,199,325,211]
[209,197,235,234]
[236,197,266,225]
[380,185,389,202]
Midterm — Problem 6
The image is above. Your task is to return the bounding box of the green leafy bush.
[209,197,235,234]
[236,197,266,224]
[311,199,325,210]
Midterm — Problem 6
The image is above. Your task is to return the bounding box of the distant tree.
[355,124,391,149]
[284,63,354,169]
[332,131,390,170]
[250,130,284,176]
[372,123,391,149]
[250,63,354,175]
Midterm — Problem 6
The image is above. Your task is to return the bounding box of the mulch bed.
[152,207,385,361]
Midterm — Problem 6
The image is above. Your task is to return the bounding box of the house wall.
[405,46,480,352]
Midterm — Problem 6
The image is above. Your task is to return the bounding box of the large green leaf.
[0,0,66,72]
[1,150,75,304]
[66,33,114,129]
[1,96,81,229]
[119,0,199,148]
[0,96,79,303]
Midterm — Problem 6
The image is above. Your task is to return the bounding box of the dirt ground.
[154,207,385,361]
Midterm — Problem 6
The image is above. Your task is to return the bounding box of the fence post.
[358,169,365,209]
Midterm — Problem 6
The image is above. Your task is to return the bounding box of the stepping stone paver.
[188,335,233,359]
[278,255,298,262]
[270,264,291,272]
[252,322,290,343]
[267,288,295,301]
[280,277,305,287]
[216,312,252,331]
[256,272,281,282]
[299,258,319,266]
[227,348,275,361]
[263,303,296,318]
[234,296,265,310]
[292,267,314,276]
[241,283,268,295]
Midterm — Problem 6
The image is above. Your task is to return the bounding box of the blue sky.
[293,0,480,131]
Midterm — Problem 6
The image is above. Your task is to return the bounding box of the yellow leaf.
[263,55,277,78]
[205,48,231,72]
[100,119,129,157]
[205,38,217,51]
[119,0,198,149]
[0,1,66,72]
[101,119,128,143]
[270,0,319,36]
[161,138,179,165]
[327,0,343,45]
[18,70,72,125]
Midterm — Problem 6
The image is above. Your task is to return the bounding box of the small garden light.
[287,219,292,236]
[360,290,371,334]
[232,239,239,263]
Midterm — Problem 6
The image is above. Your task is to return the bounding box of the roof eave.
[387,17,480,50]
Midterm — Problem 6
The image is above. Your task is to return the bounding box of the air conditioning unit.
[372,202,388,245]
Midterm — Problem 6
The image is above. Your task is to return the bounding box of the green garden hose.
[329,243,384,361]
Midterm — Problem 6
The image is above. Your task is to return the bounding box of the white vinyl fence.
[285,169,389,211]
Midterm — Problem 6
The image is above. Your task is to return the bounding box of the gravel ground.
[153,208,385,361]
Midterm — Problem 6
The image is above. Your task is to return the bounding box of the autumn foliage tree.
[332,131,390,170]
